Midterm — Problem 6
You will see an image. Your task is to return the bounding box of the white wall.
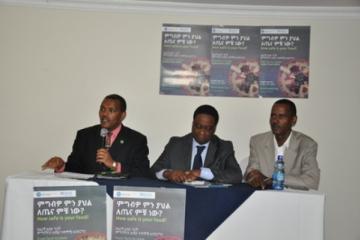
[0,3,359,240]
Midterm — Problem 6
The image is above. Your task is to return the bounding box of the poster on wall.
[160,24,310,98]
[112,186,186,240]
[33,185,107,240]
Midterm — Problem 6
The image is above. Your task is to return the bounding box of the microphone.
[98,128,109,173]
[100,128,108,149]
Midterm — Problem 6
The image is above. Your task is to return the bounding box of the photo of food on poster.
[160,24,310,98]
[33,186,107,240]
[259,26,310,98]
[160,24,211,96]
[211,26,260,97]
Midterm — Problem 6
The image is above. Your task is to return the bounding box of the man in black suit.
[151,105,242,184]
[42,94,150,177]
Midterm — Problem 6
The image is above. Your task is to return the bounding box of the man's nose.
[271,117,279,124]
[100,110,109,117]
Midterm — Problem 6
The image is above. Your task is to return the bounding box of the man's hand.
[246,169,271,189]
[96,148,115,169]
[163,170,188,183]
[184,170,201,182]
[163,169,202,183]
[41,157,65,172]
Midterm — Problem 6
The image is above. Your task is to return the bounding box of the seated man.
[42,94,150,177]
[245,99,320,190]
[151,105,243,184]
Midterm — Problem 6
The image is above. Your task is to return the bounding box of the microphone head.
[100,128,108,137]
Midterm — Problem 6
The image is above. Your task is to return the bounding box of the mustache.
[271,124,280,130]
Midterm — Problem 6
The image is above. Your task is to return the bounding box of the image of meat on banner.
[112,186,186,240]
[160,24,211,96]
[259,26,310,98]
[210,26,261,97]
[33,185,107,240]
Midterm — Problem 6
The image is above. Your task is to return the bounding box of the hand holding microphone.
[97,128,116,169]
[100,128,111,149]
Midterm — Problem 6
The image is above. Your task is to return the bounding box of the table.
[208,189,325,240]
[0,171,113,240]
[93,177,255,239]
[1,171,324,240]
[1,171,254,240]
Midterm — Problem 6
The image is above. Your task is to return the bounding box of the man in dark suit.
[151,105,242,184]
[42,94,150,177]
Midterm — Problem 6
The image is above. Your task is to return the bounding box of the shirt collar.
[192,138,210,148]
[111,124,122,136]
[274,131,292,156]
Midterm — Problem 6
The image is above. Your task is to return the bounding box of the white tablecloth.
[1,171,112,240]
[1,171,325,240]
[209,189,325,240]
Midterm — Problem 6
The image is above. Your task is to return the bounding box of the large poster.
[160,24,310,98]
[112,186,186,240]
[33,186,107,240]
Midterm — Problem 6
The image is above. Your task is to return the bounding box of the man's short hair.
[274,99,297,117]
[193,105,219,125]
[104,94,127,112]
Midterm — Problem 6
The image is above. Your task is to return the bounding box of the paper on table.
[55,172,94,180]
[183,181,232,188]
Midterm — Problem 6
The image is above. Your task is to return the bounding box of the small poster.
[33,185,107,240]
[211,25,260,97]
[160,24,310,98]
[112,186,186,240]
[259,26,310,97]
[160,24,211,96]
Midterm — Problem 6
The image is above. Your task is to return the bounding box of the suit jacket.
[246,130,320,190]
[151,133,243,184]
[65,124,150,177]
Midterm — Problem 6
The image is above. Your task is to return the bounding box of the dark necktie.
[193,146,205,170]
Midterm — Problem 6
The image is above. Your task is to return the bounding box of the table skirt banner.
[33,185,107,240]
[112,186,186,240]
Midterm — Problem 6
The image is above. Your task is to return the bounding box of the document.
[54,172,94,180]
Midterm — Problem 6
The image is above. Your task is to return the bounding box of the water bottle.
[272,155,285,190]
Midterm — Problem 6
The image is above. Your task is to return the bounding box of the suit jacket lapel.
[108,126,128,159]
[183,134,194,169]
[264,132,276,169]
[284,131,299,173]
[204,136,218,167]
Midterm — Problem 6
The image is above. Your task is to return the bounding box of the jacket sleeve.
[245,136,261,176]
[209,141,243,184]
[150,138,175,176]
[124,134,150,178]
[65,131,85,173]
[285,140,320,190]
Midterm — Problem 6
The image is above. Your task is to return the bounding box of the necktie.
[105,132,112,149]
[193,146,205,170]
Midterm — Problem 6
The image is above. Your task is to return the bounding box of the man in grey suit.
[151,105,243,184]
[245,99,320,190]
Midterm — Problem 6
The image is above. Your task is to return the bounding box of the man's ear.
[121,112,127,121]
[292,116,297,126]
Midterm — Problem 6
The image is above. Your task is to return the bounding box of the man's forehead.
[194,114,216,123]
[101,99,120,108]
[272,103,290,111]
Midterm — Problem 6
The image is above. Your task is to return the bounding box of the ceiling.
[1,0,359,18]
[138,0,360,7]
